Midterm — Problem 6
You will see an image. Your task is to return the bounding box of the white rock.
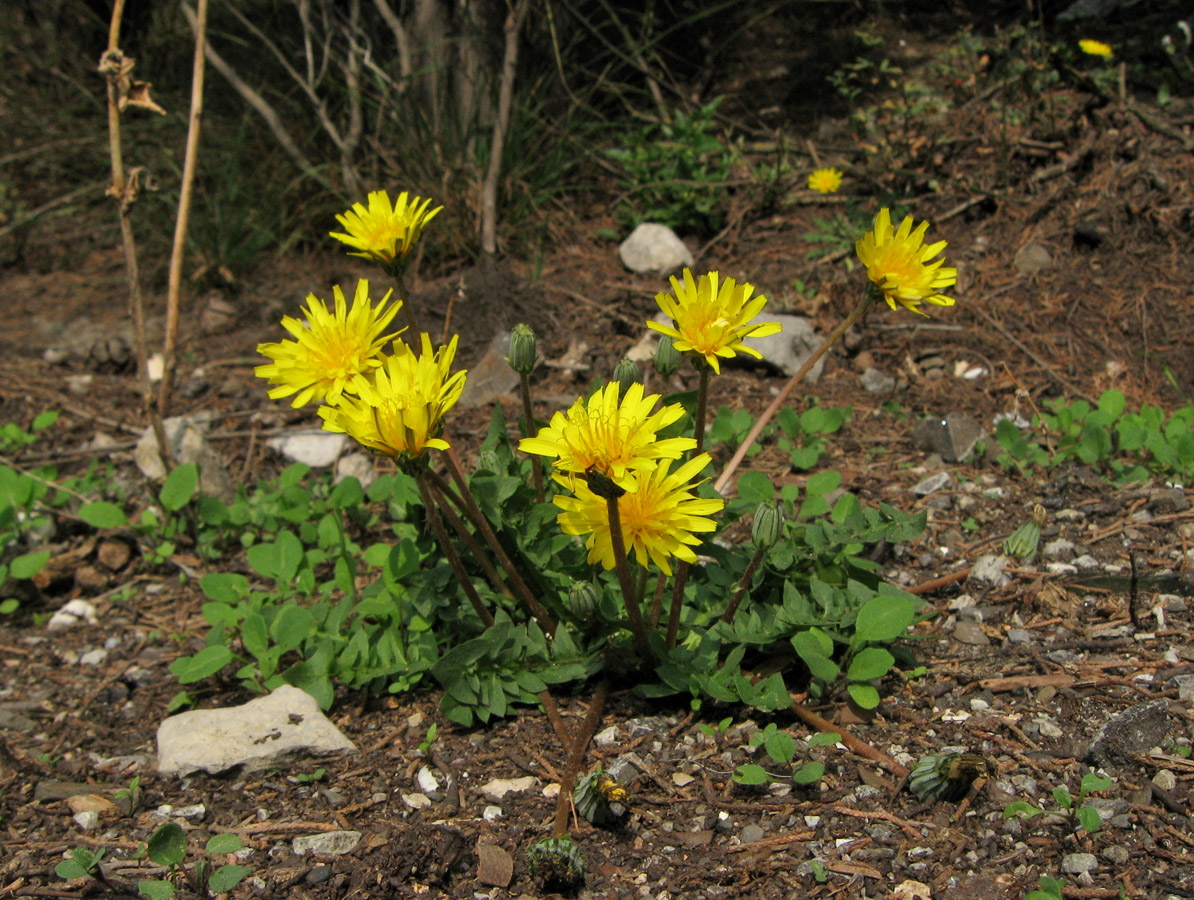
[80,649,108,666]
[479,776,538,800]
[292,831,361,856]
[593,725,619,747]
[47,600,99,632]
[483,805,504,822]
[618,223,693,275]
[134,414,233,501]
[968,555,1011,588]
[402,792,432,810]
[156,685,357,776]
[73,810,100,830]
[265,430,347,468]
[334,452,377,490]
[416,766,440,793]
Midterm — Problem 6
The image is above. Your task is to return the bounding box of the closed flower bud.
[611,358,639,396]
[654,335,681,377]
[568,581,598,620]
[507,323,538,375]
[751,500,784,549]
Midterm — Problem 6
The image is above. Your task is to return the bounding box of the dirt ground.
[5,5,1194,900]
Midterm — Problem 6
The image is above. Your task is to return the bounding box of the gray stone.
[626,716,670,739]
[305,866,334,885]
[593,725,619,747]
[618,224,694,275]
[608,752,647,785]
[911,471,954,496]
[1060,852,1097,875]
[80,649,107,667]
[953,620,989,646]
[458,331,519,407]
[738,314,823,383]
[912,414,985,463]
[136,414,234,501]
[156,685,357,776]
[334,453,377,490]
[1174,674,1194,701]
[860,367,898,393]
[479,776,538,800]
[476,843,514,888]
[292,831,361,856]
[1101,846,1131,865]
[265,430,348,468]
[1086,699,1172,768]
[401,792,432,809]
[1043,538,1075,558]
[1149,487,1188,513]
[1072,554,1099,570]
[739,823,765,844]
[73,810,100,831]
[968,555,1012,588]
[1014,243,1053,278]
[1006,629,1034,644]
[1153,769,1178,791]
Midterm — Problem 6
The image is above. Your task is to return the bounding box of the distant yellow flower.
[649,269,782,374]
[318,333,466,460]
[554,454,724,576]
[1079,39,1113,59]
[255,280,403,408]
[519,382,695,494]
[855,208,956,316]
[330,189,442,271]
[808,168,843,194]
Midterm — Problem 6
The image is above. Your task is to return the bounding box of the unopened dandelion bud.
[654,335,681,377]
[507,324,538,375]
[611,358,639,396]
[568,581,598,620]
[751,500,784,549]
[1003,503,1046,561]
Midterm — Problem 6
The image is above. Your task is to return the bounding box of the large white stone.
[618,224,694,275]
[156,685,357,776]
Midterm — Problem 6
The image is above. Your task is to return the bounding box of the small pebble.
[1061,852,1097,875]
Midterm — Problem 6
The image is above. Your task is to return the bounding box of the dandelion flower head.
[855,208,957,316]
[808,168,843,194]
[255,279,403,408]
[519,382,695,493]
[318,333,466,460]
[648,269,782,374]
[554,454,724,576]
[329,189,442,270]
[1079,39,1113,59]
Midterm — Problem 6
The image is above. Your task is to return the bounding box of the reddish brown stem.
[551,680,610,837]
[415,475,494,628]
[719,546,766,625]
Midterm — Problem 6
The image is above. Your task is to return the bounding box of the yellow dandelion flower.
[648,269,783,374]
[519,382,695,494]
[256,279,403,408]
[1079,39,1113,59]
[554,454,724,576]
[318,333,467,460]
[329,189,443,271]
[855,208,957,316]
[808,168,843,194]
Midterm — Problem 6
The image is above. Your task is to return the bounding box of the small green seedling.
[417,723,438,753]
[140,823,252,899]
[114,775,143,816]
[733,724,838,786]
[1003,772,1113,834]
[1024,874,1063,900]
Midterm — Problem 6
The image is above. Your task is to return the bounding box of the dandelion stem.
[693,366,711,454]
[719,546,766,625]
[552,679,609,838]
[519,372,545,503]
[714,287,876,494]
[435,452,557,635]
[423,476,515,602]
[415,475,494,628]
[665,560,689,651]
[648,571,668,627]
[393,270,419,344]
[604,496,653,665]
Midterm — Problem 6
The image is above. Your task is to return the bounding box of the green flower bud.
[751,500,784,549]
[568,581,598,620]
[611,358,639,396]
[654,335,681,377]
[507,323,538,375]
[528,836,585,890]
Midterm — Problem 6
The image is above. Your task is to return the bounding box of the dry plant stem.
[719,546,766,624]
[790,700,908,779]
[518,373,544,503]
[393,271,419,343]
[605,497,653,665]
[480,0,532,255]
[665,561,689,651]
[538,692,574,753]
[714,290,875,495]
[100,0,171,473]
[158,0,207,417]
[415,475,494,628]
[551,679,610,837]
[648,571,668,627]
[693,366,711,453]
[434,455,557,634]
[423,478,514,602]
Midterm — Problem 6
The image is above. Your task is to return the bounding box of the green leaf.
[1003,801,1044,819]
[1079,772,1112,796]
[853,595,917,643]
[198,572,249,604]
[208,864,254,893]
[791,631,840,682]
[270,604,314,654]
[146,823,187,867]
[736,471,774,505]
[160,463,199,512]
[206,833,244,854]
[807,732,841,748]
[733,764,770,785]
[11,550,50,579]
[138,881,176,900]
[170,645,234,683]
[1052,786,1072,809]
[804,470,841,499]
[846,682,880,709]
[79,501,128,529]
[1076,805,1102,833]
[793,761,824,784]
[847,647,895,681]
[764,729,796,765]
